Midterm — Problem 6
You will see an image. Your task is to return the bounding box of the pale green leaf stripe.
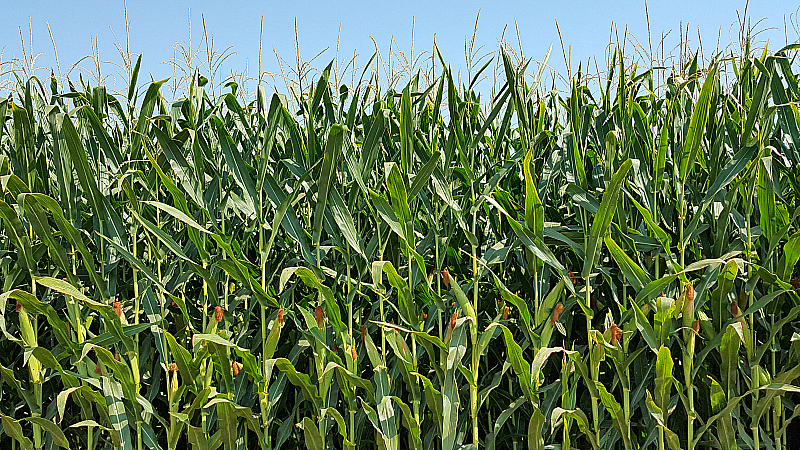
[103,376,132,450]
[142,200,211,234]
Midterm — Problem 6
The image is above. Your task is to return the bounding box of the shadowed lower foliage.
[2,26,800,450]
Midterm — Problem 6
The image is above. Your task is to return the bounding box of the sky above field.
[1,0,798,97]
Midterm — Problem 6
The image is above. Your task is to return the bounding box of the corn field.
[1,26,800,450]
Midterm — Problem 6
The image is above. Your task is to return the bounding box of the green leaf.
[719,324,742,396]
[408,150,441,200]
[523,148,544,237]
[312,124,344,246]
[328,188,365,258]
[256,92,284,192]
[103,376,132,450]
[605,235,651,292]
[488,323,534,402]
[582,159,633,278]
[215,119,259,214]
[758,156,786,241]
[741,61,772,147]
[486,396,526,450]
[1,415,34,450]
[781,231,800,281]
[400,86,414,175]
[61,113,127,248]
[21,193,107,294]
[24,417,70,449]
[384,161,413,246]
[655,345,674,416]
[215,400,238,450]
[527,407,545,450]
[595,381,632,450]
[372,260,421,330]
[165,331,200,391]
[654,116,669,193]
[680,65,717,183]
[280,266,344,332]
[142,200,211,234]
[131,79,166,158]
[360,397,398,450]
[274,358,322,411]
[550,408,599,450]
[627,194,671,254]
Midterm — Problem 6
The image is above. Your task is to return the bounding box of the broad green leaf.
[605,235,651,292]
[103,376,132,450]
[680,65,717,183]
[582,159,633,278]
[312,124,344,246]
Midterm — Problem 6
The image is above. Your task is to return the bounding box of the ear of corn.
[0,20,800,450]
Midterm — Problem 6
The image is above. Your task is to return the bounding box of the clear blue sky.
[1,0,798,97]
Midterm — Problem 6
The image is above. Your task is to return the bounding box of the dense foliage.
[1,32,800,450]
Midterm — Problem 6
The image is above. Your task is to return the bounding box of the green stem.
[771,253,781,450]
[679,183,685,268]
[344,242,356,450]
[581,206,599,444]
[746,193,759,450]
[685,329,695,450]
[201,259,209,438]
[132,224,143,450]
[533,261,539,324]
[471,207,479,447]
[259,191,272,450]
[408,247,421,428]
[586,297,599,445]
[623,314,632,447]
[23,277,42,450]
[377,217,386,364]
[71,248,93,450]
[435,204,445,386]
[152,210,175,450]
